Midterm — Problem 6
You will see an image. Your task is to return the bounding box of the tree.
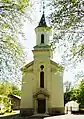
[64,81,72,92]
[69,80,84,106]
[70,87,79,101]
[64,81,72,104]
[0,81,21,96]
[0,81,21,111]
[64,91,71,104]
[64,79,84,107]
[43,0,84,80]
[50,0,84,58]
[12,84,21,96]
[0,0,30,50]
[0,0,32,83]
[77,79,84,107]
[64,85,79,104]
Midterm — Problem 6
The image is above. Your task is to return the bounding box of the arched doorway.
[33,89,49,114]
[38,99,46,113]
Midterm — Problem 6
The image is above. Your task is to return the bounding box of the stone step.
[30,114,49,119]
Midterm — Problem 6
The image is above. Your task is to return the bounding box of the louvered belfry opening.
[41,34,44,44]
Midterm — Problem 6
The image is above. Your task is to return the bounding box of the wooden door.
[38,99,46,113]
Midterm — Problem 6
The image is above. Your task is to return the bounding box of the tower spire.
[43,1,45,14]
[38,1,47,27]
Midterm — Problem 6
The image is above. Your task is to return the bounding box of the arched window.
[40,71,44,88]
[41,34,44,44]
[40,65,44,70]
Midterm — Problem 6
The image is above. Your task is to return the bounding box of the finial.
[43,0,45,14]
[37,0,47,27]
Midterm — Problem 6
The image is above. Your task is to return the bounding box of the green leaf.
[72,0,76,4]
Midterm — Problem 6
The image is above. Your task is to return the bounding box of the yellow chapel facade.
[20,13,64,116]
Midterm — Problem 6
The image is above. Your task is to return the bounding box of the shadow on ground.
[1,114,84,119]
[0,114,47,119]
[0,114,20,119]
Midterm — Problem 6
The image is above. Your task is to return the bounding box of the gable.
[21,61,34,72]
[50,60,64,72]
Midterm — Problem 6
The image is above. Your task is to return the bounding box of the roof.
[38,13,47,27]
[65,101,79,107]
[50,60,59,66]
[8,94,21,100]
[34,45,51,49]
[50,60,64,71]
[21,61,34,71]
[37,12,47,27]
[65,101,79,111]
[21,60,64,72]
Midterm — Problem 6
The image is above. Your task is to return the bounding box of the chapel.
[20,12,64,116]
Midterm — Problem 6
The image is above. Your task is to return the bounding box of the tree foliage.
[77,79,84,107]
[0,81,21,96]
[49,0,84,59]
[64,81,71,92]
[45,0,84,79]
[64,79,84,107]
[0,0,30,49]
[50,0,84,28]
[12,84,21,96]
[0,0,32,83]
[0,81,21,111]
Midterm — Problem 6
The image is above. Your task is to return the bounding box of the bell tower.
[33,12,53,60]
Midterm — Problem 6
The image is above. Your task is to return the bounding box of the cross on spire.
[38,0,47,27]
[43,1,45,13]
